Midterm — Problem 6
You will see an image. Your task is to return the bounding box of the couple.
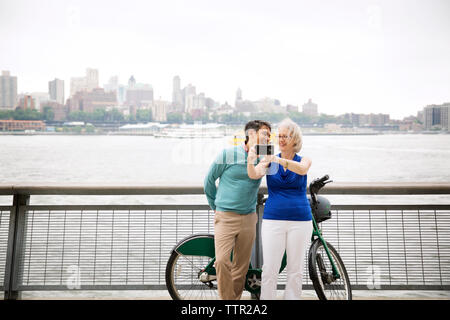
[204,118,313,300]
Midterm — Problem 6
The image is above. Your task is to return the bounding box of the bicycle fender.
[173,233,215,258]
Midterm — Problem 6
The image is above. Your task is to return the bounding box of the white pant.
[260,219,312,300]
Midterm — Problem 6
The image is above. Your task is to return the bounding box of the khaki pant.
[214,210,257,300]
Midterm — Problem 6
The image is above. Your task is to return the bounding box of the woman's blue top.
[263,153,312,221]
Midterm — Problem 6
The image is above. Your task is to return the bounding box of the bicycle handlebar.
[309,174,332,198]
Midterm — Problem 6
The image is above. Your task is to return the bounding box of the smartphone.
[255,144,274,156]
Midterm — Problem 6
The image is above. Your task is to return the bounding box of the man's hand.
[248,146,258,165]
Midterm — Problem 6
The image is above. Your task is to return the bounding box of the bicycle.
[165,174,352,300]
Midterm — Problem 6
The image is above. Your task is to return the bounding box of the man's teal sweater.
[204,145,262,214]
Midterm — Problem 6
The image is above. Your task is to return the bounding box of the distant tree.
[107,108,124,122]
[317,113,337,124]
[201,112,210,123]
[166,112,183,123]
[287,111,313,124]
[0,110,15,119]
[13,107,41,120]
[68,110,89,121]
[92,108,106,121]
[136,109,152,122]
[219,113,232,123]
[211,112,219,122]
[41,106,55,121]
[250,112,284,124]
[185,112,193,124]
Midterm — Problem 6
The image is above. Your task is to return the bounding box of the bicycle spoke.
[171,253,219,300]
[314,245,350,300]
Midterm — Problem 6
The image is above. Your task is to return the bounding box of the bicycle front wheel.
[165,234,219,300]
[308,239,352,300]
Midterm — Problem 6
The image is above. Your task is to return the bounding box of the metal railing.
[0,183,449,300]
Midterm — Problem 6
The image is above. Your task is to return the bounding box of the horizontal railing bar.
[13,284,450,291]
[17,204,450,212]
[15,285,169,291]
[25,205,212,211]
[321,183,450,195]
[1,182,450,195]
[333,205,450,210]
[277,285,450,290]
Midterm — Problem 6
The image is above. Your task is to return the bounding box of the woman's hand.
[258,155,272,168]
[263,155,280,164]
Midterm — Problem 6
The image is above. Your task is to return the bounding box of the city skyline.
[2,67,449,132]
[1,0,449,119]
[1,68,448,122]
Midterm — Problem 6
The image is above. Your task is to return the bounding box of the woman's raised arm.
[277,156,312,176]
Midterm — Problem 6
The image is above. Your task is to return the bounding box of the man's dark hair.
[244,120,271,144]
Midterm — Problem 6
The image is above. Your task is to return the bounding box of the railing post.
[250,193,265,299]
[252,193,264,269]
[3,193,28,300]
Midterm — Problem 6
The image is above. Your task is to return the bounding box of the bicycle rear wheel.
[308,239,352,300]
[165,234,219,300]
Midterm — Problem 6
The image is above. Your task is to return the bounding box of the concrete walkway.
[15,290,450,300]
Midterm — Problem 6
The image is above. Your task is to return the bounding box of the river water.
[1,133,449,204]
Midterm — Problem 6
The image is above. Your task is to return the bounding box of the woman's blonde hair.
[278,118,303,153]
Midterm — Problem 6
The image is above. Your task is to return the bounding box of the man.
[204,120,271,300]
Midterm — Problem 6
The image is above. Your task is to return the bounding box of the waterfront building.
[286,104,298,113]
[302,98,318,116]
[424,103,450,130]
[235,87,242,108]
[254,97,283,113]
[41,101,68,121]
[150,100,169,122]
[103,76,118,93]
[18,95,35,110]
[0,70,18,110]
[172,76,183,112]
[68,88,117,113]
[29,92,50,111]
[49,78,65,105]
[125,76,154,107]
[0,119,46,131]
[70,68,99,96]
[368,113,390,126]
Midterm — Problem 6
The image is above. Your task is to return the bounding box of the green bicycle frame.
[175,217,340,282]
[311,216,341,279]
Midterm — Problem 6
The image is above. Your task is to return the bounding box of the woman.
[247,118,312,300]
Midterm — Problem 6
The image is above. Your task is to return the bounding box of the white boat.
[154,128,224,138]
[154,123,226,139]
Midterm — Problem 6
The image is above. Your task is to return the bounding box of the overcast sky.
[1,0,449,119]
